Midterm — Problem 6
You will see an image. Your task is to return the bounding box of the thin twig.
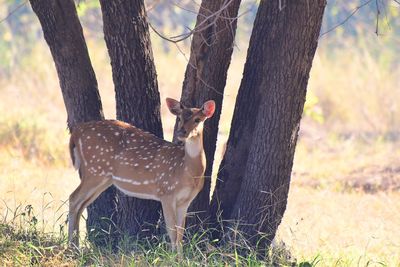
[375,0,380,35]
[319,0,374,38]
[149,0,235,44]
[0,0,28,24]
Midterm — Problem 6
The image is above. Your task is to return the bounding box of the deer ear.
[166,98,183,115]
[201,100,216,118]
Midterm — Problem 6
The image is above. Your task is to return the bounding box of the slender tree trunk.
[30,0,116,247]
[210,0,326,250]
[173,0,241,227]
[99,0,163,239]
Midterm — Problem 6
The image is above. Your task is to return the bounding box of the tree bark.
[210,0,326,250]
[173,0,241,227]
[29,0,116,247]
[30,0,104,130]
[99,0,164,240]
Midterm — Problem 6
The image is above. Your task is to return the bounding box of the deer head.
[166,98,216,142]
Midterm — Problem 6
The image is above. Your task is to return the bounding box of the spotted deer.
[68,98,215,253]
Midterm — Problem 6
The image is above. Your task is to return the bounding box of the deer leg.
[175,201,190,254]
[68,183,83,247]
[161,198,177,252]
[68,177,111,247]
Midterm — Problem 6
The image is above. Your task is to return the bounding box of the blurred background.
[0,0,399,265]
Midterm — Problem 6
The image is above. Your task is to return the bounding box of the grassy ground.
[1,28,400,265]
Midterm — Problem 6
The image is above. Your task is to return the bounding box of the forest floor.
[278,129,400,266]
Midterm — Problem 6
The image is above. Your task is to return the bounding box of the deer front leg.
[161,198,178,252]
[175,201,190,254]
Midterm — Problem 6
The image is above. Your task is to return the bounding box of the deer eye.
[194,118,201,123]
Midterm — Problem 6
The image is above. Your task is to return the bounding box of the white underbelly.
[114,185,160,202]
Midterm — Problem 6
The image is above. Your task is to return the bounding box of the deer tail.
[69,132,81,170]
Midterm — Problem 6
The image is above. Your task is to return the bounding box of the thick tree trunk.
[30,0,104,129]
[173,0,241,227]
[210,0,326,250]
[29,0,115,247]
[99,0,164,239]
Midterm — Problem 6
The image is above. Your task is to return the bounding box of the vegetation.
[1,0,399,266]
[0,204,298,266]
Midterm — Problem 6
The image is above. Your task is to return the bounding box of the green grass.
[0,204,298,266]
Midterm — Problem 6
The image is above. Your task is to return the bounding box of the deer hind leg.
[68,176,111,247]
[161,198,178,252]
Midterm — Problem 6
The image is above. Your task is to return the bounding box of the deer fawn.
[68,98,215,253]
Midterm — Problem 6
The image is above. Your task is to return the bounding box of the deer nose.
[177,129,187,136]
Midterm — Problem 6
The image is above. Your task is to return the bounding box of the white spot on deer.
[112,175,142,185]
[115,132,120,136]
[114,186,159,201]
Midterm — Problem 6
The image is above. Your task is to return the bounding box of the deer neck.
[184,125,206,176]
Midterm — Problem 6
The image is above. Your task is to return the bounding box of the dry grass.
[1,29,399,265]
[279,188,400,266]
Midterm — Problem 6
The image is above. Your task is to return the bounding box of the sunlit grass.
[0,202,297,266]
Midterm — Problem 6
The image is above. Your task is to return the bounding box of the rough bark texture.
[173,0,241,227]
[30,0,104,129]
[29,0,115,246]
[210,0,326,250]
[99,0,164,239]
